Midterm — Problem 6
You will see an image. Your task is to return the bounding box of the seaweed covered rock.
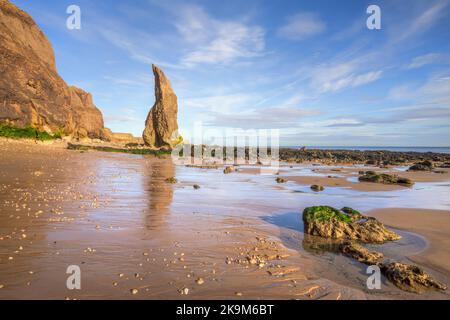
[359,172,414,187]
[339,242,384,265]
[408,160,433,171]
[310,185,324,192]
[341,207,363,221]
[302,206,401,243]
[276,177,287,183]
[380,262,447,293]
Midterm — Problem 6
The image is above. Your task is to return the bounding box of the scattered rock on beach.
[310,185,324,192]
[339,242,383,265]
[276,177,287,183]
[408,160,433,171]
[359,172,414,187]
[223,166,235,174]
[302,206,401,243]
[380,262,447,293]
[165,177,177,184]
[193,184,201,189]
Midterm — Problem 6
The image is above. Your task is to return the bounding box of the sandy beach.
[0,139,449,300]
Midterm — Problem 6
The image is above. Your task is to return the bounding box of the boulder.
[0,0,106,139]
[408,160,433,171]
[224,166,235,174]
[143,65,182,149]
[302,206,401,243]
[310,185,324,192]
[276,177,287,183]
[359,172,414,187]
[380,262,447,293]
[339,242,384,265]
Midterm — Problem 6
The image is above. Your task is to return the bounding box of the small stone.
[130,288,139,295]
[196,278,205,285]
[235,292,243,296]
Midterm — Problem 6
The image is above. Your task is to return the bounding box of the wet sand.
[0,139,449,300]
[369,208,450,277]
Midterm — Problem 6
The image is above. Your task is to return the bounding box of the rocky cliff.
[143,65,182,149]
[0,0,106,139]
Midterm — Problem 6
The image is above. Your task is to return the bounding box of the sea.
[295,146,450,154]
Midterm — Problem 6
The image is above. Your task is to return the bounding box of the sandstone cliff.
[0,0,106,139]
[143,65,182,149]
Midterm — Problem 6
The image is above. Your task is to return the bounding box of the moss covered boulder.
[302,206,401,243]
[359,172,414,187]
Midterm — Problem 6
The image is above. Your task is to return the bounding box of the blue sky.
[12,0,450,146]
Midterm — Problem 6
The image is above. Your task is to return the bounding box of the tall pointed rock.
[143,65,182,149]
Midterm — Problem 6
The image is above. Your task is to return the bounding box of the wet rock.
[143,65,182,149]
[408,160,433,171]
[276,177,287,183]
[223,166,235,174]
[193,184,201,189]
[380,262,447,293]
[195,278,204,285]
[340,207,363,221]
[359,172,414,187]
[339,242,383,265]
[302,206,401,243]
[130,288,139,295]
[165,177,177,184]
[310,185,324,192]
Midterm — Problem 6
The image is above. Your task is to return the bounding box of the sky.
[11,0,450,146]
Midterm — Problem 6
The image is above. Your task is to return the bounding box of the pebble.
[196,278,205,285]
[130,288,139,295]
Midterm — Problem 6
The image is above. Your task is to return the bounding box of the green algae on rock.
[302,206,401,243]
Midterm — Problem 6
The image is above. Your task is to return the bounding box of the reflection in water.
[144,155,175,230]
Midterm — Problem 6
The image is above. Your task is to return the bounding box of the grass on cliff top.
[0,123,61,141]
[303,206,353,224]
[67,143,171,156]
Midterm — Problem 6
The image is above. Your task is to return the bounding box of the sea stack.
[0,0,107,139]
[143,65,182,150]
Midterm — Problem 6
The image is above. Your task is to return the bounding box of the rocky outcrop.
[380,262,447,293]
[359,171,414,187]
[143,65,182,150]
[339,242,384,265]
[0,0,106,139]
[408,160,433,171]
[302,206,401,243]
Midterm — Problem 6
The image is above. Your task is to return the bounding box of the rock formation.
[302,206,401,243]
[143,64,182,149]
[358,171,414,187]
[0,0,106,139]
[380,262,447,293]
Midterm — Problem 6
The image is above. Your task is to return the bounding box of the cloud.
[206,106,319,129]
[393,1,449,42]
[175,5,265,67]
[407,53,442,69]
[277,12,326,41]
[310,63,383,93]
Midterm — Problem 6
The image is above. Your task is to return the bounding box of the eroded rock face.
[380,262,447,293]
[0,0,106,139]
[302,206,401,243]
[143,65,182,149]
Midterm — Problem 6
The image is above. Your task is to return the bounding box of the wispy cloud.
[277,12,326,41]
[310,62,383,93]
[175,5,265,67]
[407,53,443,69]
